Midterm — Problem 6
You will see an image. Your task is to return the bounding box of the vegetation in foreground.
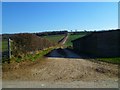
[9,47,54,63]
[95,57,120,64]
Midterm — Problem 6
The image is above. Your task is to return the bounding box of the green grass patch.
[6,47,54,63]
[42,35,65,43]
[2,40,8,52]
[65,33,87,47]
[96,57,120,64]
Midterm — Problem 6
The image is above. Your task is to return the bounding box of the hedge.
[11,33,56,57]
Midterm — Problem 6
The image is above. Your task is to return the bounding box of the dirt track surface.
[2,56,118,88]
[58,33,69,45]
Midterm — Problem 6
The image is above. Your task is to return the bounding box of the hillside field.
[65,33,87,47]
[42,34,65,43]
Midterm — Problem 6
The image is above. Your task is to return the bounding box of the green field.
[65,33,87,47]
[96,57,120,64]
[2,40,8,52]
[42,34,65,43]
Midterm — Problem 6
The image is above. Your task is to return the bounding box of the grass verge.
[5,47,54,63]
[95,57,120,64]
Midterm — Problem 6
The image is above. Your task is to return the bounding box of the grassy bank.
[96,57,120,64]
[4,47,54,63]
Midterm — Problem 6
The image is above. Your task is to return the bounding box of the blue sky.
[2,2,118,34]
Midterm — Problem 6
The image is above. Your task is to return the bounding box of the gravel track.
[2,56,118,88]
[2,48,119,88]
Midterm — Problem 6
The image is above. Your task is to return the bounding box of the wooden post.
[8,38,11,59]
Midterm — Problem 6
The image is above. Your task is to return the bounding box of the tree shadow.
[45,48,66,58]
[45,48,83,59]
[45,48,118,60]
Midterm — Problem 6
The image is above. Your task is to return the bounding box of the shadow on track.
[45,48,82,59]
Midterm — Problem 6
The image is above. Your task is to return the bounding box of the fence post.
[8,38,11,60]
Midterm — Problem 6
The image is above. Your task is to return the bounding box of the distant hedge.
[35,31,68,36]
[11,33,55,56]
